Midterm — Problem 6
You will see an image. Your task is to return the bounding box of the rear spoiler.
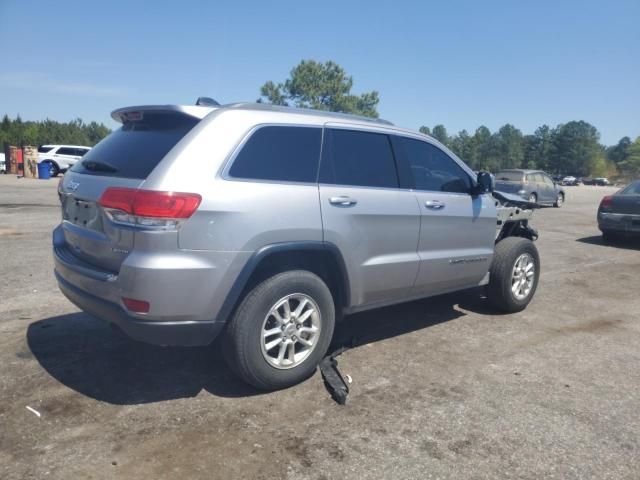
[111,104,216,123]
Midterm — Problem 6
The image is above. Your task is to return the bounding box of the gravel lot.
[1,175,639,480]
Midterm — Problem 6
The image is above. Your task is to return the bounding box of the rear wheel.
[223,270,335,390]
[602,230,619,243]
[487,237,540,313]
[44,160,60,177]
[528,193,537,204]
[553,192,564,208]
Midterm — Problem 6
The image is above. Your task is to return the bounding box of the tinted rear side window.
[320,129,398,188]
[57,147,77,155]
[38,146,54,153]
[70,113,198,179]
[229,126,322,183]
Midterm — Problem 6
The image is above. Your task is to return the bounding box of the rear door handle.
[425,200,445,210]
[329,196,358,207]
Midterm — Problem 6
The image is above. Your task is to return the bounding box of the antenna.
[196,97,221,106]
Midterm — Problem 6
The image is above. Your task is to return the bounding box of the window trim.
[318,127,402,191]
[221,123,324,187]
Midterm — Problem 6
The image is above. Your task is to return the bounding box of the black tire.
[223,270,335,390]
[487,237,540,313]
[44,160,60,177]
[601,230,619,243]
[553,193,564,208]
[528,193,537,204]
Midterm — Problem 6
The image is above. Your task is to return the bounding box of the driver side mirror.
[474,171,493,194]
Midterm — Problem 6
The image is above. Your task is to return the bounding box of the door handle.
[329,196,357,207]
[425,200,445,210]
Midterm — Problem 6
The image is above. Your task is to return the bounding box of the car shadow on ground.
[577,235,640,251]
[27,288,493,405]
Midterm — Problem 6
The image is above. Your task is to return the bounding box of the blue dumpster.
[37,162,51,180]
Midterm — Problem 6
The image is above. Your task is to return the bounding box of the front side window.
[391,136,471,193]
[229,126,322,183]
[320,129,398,188]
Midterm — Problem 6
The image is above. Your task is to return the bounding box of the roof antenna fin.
[196,97,220,106]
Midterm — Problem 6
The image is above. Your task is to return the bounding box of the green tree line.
[261,60,640,179]
[0,114,111,149]
[3,60,639,179]
[420,123,640,178]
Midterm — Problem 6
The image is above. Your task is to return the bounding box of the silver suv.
[54,102,541,390]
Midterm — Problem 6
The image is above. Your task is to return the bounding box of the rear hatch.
[494,171,525,195]
[58,108,203,273]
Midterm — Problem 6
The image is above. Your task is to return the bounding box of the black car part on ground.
[319,345,352,405]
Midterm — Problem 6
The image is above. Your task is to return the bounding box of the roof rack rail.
[224,102,393,126]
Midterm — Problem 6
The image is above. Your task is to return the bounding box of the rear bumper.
[56,272,224,346]
[52,224,249,346]
[598,212,640,234]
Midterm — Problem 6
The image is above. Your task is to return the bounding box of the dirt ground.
[1,175,639,480]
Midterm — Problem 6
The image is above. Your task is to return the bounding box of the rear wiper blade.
[82,160,118,173]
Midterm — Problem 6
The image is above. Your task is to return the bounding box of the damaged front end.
[493,190,539,242]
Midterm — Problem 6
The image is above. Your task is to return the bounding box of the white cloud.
[0,72,134,97]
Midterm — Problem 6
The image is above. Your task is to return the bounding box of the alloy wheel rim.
[511,253,535,300]
[260,293,321,369]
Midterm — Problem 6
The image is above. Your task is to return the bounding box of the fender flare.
[214,241,350,324]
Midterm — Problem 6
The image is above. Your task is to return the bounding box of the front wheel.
[528,193,537,204]
[553,193,564,208]
[223,270,335,390]
[487,237,540,313]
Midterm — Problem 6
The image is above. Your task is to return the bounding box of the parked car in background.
[0,153,5,173]
[494,169,565,207]
[593,177,610,186]
[598,180,640,241]
[562,176,581,186]
[38,145,92,177]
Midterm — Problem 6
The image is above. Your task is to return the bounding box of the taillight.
[600,195,613,210]
[99,187,201,229]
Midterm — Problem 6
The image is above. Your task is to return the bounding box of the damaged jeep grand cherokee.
[54,100,540,390]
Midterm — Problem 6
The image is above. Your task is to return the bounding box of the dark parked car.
[598,180,640,241]
[494,169,565,207]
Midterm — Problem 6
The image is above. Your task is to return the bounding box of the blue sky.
[0,0,638,145]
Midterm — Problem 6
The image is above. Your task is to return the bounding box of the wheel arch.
[215,241,350,324]
[41,158,59,168]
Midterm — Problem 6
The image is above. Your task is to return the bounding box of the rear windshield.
[70,113,198,179]
[495,171,524,182]
[621,181,640,195]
